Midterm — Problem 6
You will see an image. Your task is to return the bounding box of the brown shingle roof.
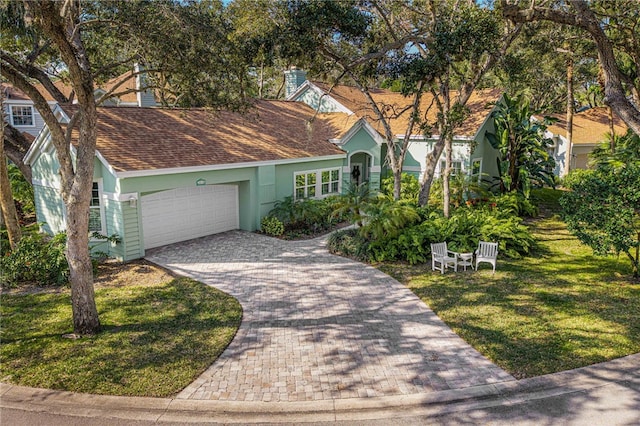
[60,100,345,173]
[313,82,501,138]
[546,107,629,145]
[316,112,362,138]
[3,73,141,104]
[2,83,31,101]
[98,72,140,103]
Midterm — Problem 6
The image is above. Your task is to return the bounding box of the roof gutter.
[114,153,347,179]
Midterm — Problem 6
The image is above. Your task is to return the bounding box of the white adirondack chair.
[475,241,498,273]
[431,242,458,274]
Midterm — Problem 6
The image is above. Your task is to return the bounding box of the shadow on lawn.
[0,278,242,397]
[406,258,640,379]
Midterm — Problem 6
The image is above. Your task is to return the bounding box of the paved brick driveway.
[146,231,514,402]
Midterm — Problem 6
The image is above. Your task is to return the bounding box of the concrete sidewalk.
[1,353,639,424]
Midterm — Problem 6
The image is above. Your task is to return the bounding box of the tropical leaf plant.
[485,94,556,197]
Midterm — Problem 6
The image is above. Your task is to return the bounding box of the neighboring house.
[24,100,349,260]
[284,68,504,189]
[1,83,57,138]
[544,107,629,176]
[2,68,154,137]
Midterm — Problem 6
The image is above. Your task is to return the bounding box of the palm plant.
[589,129,640,169]
[359,199,420,240]
[485,94,556,197]
[332,182,373,227]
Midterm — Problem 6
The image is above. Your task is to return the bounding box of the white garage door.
[141,185,238,249]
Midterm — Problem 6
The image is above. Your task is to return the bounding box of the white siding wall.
[3,100,47,137]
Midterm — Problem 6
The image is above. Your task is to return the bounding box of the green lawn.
[380,198,640,379]
[0,276,242,397]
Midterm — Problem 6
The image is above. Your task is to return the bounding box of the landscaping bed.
[0,260,242,397]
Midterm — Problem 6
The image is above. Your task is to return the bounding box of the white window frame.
[89,180,107,237]
[320,168,341,196]
[440,160,462,176]
[294,167,342,200]
[10,105,35,127]
[470,158,482,182]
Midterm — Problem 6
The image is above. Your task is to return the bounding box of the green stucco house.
[24,70,503,259]
[285,68,503,189]
[24,100,358,260]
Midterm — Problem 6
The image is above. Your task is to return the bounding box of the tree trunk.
[0,117,22,250]
[608,106,615,151]
[33,0,101,335]
[443,135,452,217]
[65,109,101,335]
[418,135,446,206]
[393,167,402,200]
[66,199,100,334]
[4,123,33,182]
[564,57,574,177]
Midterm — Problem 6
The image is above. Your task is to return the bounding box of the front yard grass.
[0,261,242,397]
[380,210,640,379]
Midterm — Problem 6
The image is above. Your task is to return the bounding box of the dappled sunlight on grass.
[380,210,640,379]
[0,277,242,397]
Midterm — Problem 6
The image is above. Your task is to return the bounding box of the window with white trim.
[10,105,34,126]
[440,160,462,176]
[321,169,340,195]
[294,168,341,200]
[471,158,482,182]
[89,182,106,234]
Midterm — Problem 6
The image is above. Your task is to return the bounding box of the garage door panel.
[141,185,238,249]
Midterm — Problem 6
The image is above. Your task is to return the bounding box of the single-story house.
[24,100,354,260]
[21,69,507,259]
[284,68,504,188]
[545,106,629,175]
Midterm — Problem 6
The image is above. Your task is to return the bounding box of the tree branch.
[502,0,640,135]
[1,50,70,104]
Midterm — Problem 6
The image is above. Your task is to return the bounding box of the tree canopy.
[0,0,256,335]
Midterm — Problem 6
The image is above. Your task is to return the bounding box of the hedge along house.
[24,100,351,261]
[285,68,504,188]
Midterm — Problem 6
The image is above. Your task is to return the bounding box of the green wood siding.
[121,202,143,261]
[33,184,65,235]
[258,165,276,220]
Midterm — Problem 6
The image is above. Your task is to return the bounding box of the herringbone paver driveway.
[146,231,514,402]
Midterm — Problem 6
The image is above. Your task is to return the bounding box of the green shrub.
[329,202,534,265]
[381,173,420,202]
[492,193,539,217]
[269,196,339,236]
[8,164,35,215]
[327,228,369,261]
[1,233,69,287]
[261,216,284,237]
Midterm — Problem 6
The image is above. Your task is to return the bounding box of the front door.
[351,163,362,185]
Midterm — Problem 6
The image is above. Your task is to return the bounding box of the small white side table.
[457,252,474,271]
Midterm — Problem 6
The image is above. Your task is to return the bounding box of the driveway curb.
[2,353,638,423]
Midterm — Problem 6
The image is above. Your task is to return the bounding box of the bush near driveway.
[328,196,534,265]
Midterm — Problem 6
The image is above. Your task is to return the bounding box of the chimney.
[284,67,307,99]
[134,63,156,107]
